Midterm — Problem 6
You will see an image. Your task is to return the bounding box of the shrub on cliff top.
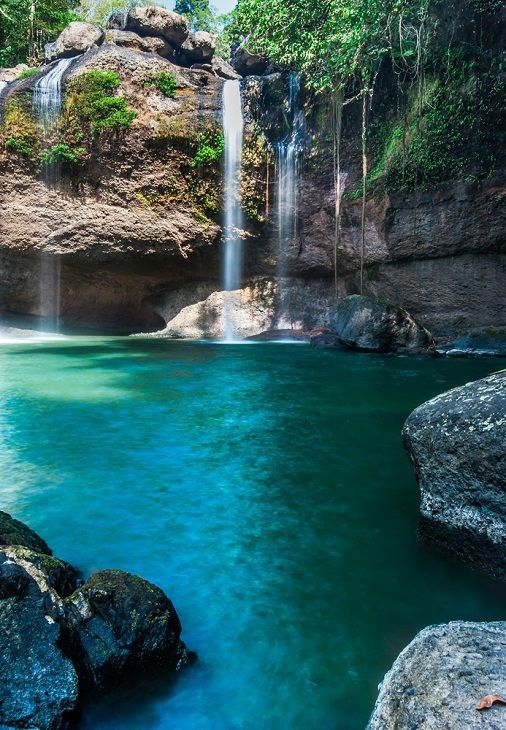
[1,97,39,158]
[140,71,178,98]
[63,69,137,137]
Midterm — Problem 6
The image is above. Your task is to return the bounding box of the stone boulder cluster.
[45,7,218,69]
[0,510,193,730]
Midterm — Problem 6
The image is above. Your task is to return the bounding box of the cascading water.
[222,79,244,341]
[275,75,305,327]
[33,56,76,332]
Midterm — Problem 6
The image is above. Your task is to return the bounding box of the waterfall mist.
[222,79,244,342]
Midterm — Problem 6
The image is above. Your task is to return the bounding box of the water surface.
[0,339,503,729]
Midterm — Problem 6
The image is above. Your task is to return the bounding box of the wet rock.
[127,6,189,46]
[329,295,434,352]
[0,509,52,554]
[178,31,216,65]
[231,38,268,76]
[368,621,506,729]
[403,371,506,581]
[64,569,193,692]
[0,63,30,83]
[54,21,105,58]
[309,327,342,348]
[0,547,79,730]
[105,29,174,58]
[107,11,128,30]
[210,56,241,80]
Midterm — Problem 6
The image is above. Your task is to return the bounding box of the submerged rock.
[0,509,52,554]
[329,295,434,352]
[368,621,506,729]
[54,21,105,58]
[403,371,506,581]
[0,547,79,730]
[64,569,193,692]
[127,6,189,46]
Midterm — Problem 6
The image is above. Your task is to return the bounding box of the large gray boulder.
[368,621,506,729]
[64,569,193,691]
[178,31,216,64]
[127,6,189,46]
[403,371,506,581]
[54,21,105,58]
[329,294,434,352]
[0,547,79,730]
[105,29,174,58]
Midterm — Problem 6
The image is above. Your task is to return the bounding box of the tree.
[174,0,214,32]
[0,0,78,65]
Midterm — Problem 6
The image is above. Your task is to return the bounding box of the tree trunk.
[360,88,368,295]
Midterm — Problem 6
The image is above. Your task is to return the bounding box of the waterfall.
[276,75,304,327]
[222,79,244,341]
[33,56,76,332]
[33,57,74,132]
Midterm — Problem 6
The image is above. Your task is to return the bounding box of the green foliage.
[1,97,39,158]
[63,69,137,137]
[192,129,224,166]
[174,0,214,32]
[0,0,79,66]
[75,0,144,26]
[18,67,39,79]
[140,71,178,98]
[40,142,86,164]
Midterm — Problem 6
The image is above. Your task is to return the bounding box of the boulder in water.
[64,569,194,691]
[54,21,105,58]
[0,546,79,730]
[403,371,506,581]
[105,29,174,58]
[0,509,52,554]
[329,295,434,352]
[178,31,216,65]
[368,621,506,729]
[127,6,189,46]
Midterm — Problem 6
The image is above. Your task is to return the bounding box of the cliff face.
[0,42,504,337]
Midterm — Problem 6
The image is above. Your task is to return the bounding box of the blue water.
[0,338,503,729]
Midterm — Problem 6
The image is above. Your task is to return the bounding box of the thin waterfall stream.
[275,75,304,327]
[222,79,244,341]
[33,56,76,332]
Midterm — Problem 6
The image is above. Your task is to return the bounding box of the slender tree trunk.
[332,87,344,300]
[360,88,368,295]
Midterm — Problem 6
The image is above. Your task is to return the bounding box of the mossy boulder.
[0,510,52,554]
[0,547,79,730]
[329,295,434,353]
[64,569,194,692]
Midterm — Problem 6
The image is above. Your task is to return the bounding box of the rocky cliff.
[0,17,504,338]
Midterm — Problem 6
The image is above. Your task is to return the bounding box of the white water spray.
[276,75,304,326]
[33,56,76,332]
[222,80,244,341]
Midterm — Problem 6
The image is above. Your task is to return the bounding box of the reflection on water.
[0,339,503,729]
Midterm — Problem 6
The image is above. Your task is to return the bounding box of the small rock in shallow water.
[64,569,194,692]
[329,294,434,353]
